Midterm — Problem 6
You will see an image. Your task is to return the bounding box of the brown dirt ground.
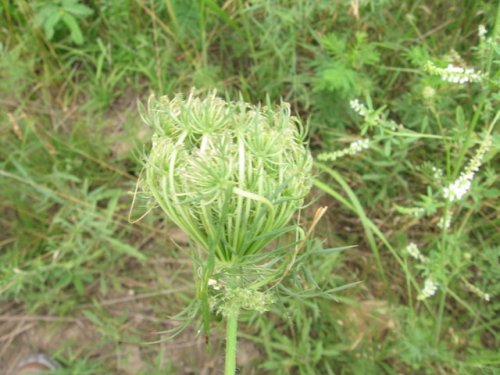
[0,300,262,375]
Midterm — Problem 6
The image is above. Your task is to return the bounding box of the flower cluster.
[437,215,451,230]
[425,61,483,84]
[431,166,443,180]
[405,242,426,262]
[350,99,369,117]
[464,280,491,302]
[350,98,399,131]
[351,139,370,153]
[478,24,487,38]
[140,90,313,262]
[418,278,438,300]
[317,138,370,162]
[443,174,473,202]
[211,287,274,317]
[443,136,491,202]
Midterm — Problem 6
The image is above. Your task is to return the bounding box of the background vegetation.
[1,0,498,374]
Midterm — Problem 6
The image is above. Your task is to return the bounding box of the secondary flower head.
[140,90,313,262]
[425,61,483,84]
[317,138,370,162]
[478,24,487,38]
[418,278,438,300]
[405,242,426,262]
[437,215,451,230]
[443,174,473,202]
[443,136,491,203]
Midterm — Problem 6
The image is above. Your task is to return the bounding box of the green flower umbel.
[140,90,313,263]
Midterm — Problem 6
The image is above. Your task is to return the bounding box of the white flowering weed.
[478,24,487,38]
[318,138,370,162]
[418,278,438,300]
[437,216,451,230]
[405,242,426,262]
[443,136,491,203]
[425,61,483,84]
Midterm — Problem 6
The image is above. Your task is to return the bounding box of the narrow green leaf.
[61,13,84,45]
[105,237,146,261]
[43,12,62,40]
[456,105,465,128]
[63,1,94,18]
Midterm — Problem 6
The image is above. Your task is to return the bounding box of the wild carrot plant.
[2,1,499,373]
[137,90,314,373]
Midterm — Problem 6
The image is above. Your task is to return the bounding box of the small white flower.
[438,216,451,230]
[405,242,426,262]
[425,61,483,84]
[317,138,370,162]
[418,278,438,300]
[349,139,370,154]
[350,99,366,116]
[431,166,443,180]
[443,174,472,202]
[443,136,491,203]
[478,25,487,38]
[208,278,222,290]
[349,98,400,131]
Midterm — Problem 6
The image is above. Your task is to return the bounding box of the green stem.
[225,312,239,375]
[431,107,451,175]
[435,284,447,345]
[404,258,413,310]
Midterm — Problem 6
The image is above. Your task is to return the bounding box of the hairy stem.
[225,312,239,375]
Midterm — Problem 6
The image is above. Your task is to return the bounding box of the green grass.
[1,0,499,373]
